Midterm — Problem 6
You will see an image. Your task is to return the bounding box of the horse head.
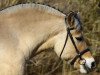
[58,11,96,73]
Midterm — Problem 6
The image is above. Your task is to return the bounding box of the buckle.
[78,58,86,65]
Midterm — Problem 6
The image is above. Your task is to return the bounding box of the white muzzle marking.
[79,57,95,73]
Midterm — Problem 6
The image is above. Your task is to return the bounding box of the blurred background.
[0,0,100,75]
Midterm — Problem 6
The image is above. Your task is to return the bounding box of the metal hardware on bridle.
[59,27,90,65]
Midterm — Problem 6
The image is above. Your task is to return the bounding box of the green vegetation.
[0,0,100,75]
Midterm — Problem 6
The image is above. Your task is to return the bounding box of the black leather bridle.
[59,27,90,65]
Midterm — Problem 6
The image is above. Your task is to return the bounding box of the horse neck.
[27,16,66,58]
[1,8,67,59]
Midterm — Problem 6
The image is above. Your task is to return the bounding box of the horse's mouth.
[80,64,95,73]
[66,58,96,73]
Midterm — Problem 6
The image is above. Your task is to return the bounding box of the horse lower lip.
[83,64,92,73]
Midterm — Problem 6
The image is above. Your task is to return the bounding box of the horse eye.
[75,36,83,41]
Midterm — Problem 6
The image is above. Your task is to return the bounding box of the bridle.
[59,27,90,65]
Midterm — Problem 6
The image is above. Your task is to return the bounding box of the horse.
[0,3,96,75]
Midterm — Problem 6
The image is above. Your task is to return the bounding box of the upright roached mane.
[0,3,95,75]
[0,3,65,16]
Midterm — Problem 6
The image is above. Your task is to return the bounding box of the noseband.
[60,27,90,65]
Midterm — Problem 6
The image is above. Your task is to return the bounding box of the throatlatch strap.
[60,31,69,58]
[59,27,74,58]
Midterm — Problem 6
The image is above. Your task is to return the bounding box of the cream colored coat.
[0,3,95,75]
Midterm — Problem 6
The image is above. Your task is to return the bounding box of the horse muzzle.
[80,58,96,73]
[74,57,96,74]
[69,48,96,73]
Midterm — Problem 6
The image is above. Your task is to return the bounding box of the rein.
[59,27,90,65]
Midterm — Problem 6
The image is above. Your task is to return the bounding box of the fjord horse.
[0,3,95,75]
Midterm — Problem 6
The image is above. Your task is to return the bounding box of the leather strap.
[59,27,90,65]
[70,48,90,65]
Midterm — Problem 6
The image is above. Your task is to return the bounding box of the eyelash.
[75,36,84,41]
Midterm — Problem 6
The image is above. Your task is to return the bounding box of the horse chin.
[79,64,91,73]
[80,65,88,73]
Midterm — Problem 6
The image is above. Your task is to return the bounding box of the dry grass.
[0,0,100,75]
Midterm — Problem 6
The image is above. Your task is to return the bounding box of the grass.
[0,0,100,75]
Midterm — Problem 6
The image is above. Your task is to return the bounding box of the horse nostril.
[91,61,96,69]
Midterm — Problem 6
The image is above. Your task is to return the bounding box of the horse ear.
[66,11,75,28]
[66,11,82,31]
